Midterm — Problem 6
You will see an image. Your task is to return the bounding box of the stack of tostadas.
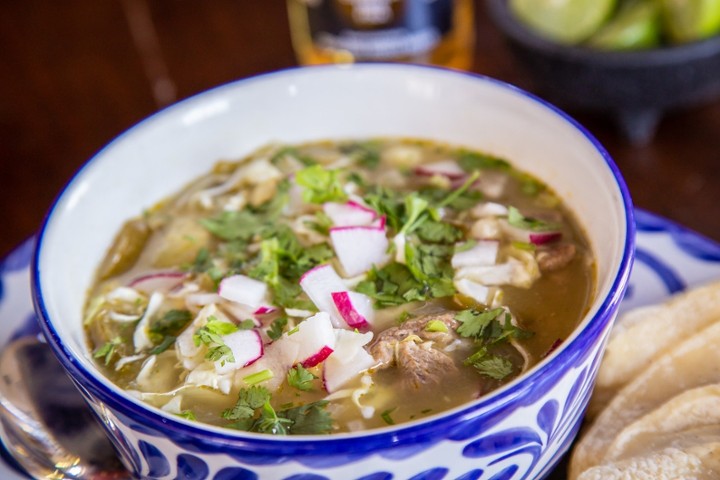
[570,280,720,479]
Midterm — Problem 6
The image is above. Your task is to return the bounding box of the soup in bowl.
[33,64,634,479]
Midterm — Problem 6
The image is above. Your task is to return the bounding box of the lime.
[510,0,618,44]
[659,0,720,42]
[588,0,662,49]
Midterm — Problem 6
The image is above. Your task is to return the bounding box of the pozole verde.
[84,138,595,434]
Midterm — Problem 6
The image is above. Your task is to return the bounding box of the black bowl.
[486,0,720,144]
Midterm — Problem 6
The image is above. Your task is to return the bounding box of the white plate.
[2,209,720,479]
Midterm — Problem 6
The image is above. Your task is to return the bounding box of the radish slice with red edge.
[253,306,277,316]
[285,312,336,367]
[129,271,186,293]
[331,291,374,330]
[528,231,562,245]
[214,329,264,375]
[414,160,466,180]
[299,264,346,327]
[218,274,268,308]
[330,225,389,277]
[500,220,562,245]
[451,240,499,269]
[323,201,377,227]
[323,329,375,393]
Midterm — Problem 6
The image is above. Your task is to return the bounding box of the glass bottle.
[287,0,475,70]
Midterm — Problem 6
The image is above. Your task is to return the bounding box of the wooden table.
[1,1,719,478]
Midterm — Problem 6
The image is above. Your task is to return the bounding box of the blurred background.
[1,0,720,259]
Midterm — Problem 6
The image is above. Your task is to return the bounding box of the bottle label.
[302,0,453,60]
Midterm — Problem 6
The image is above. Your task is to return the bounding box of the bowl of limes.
[487,0,720,144]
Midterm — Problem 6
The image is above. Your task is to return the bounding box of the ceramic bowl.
[486,0,720,144]
[32,64,634,480]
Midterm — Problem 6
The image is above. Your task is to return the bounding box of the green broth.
[84,138,595,434]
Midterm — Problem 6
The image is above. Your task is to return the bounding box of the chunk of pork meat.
[537,243,576,272]
[369,313,460,389]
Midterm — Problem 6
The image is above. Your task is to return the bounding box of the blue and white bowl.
[32,64,634,480]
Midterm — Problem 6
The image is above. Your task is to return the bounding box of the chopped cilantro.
[200,210,263,241]
[437,170,481,209]
[93,337,122,366]
[295,165,347,204]
[222,387,332,435]
[399,194,430,236]
[455,308,505,339]
[381,408,396,425]
[190,247,213,272]
[176,410,197,421]
[419,185,483,211]
[416,220,463,244]
[266,316,288,341]
[287,365,317,391]
[237,319,256,330]
[149,309,192,336]
[304,211,333,235]
[223,386,271,421]
[193,316,239,366]
[281,401,333,435]
[465,348,514,380]
[507,206,559,232]
[456,150,510,172]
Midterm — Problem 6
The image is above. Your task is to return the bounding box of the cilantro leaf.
[193,316,239,365]
[255,401,293,435]
[281,401,333,435]
[149,309,192,336]
[416,220,463,244]
[381,408,396,425]
[471,352,514,380]
[456,150,510,172]
[507,206,559,232]
[223,386,271,421]
[267,316,288,341]
[176,410,197,421]
[93,337,122,366]
[200,210,264,241]
[455,308,505,338]
[287,365,317,391]
[295,165,347,204]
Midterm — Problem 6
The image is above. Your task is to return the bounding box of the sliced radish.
[371,215,387,229]
[323,329,375,393]
[299,264,347,327]
[285,312,336,367]
[529,231,563,245]
[254,306,277,316]
[451,240,499,269]
[129,271,186,294]
[500,220,562,245]
[323,201,377,227]
[331,291,374,330]
[214,329,264,375]
[454,278,494,305]
[218,275,268,308]
[236,337,301,392]
[414,160,466,180]
[330,225,389,277]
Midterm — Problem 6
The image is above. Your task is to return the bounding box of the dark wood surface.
[1,1,720,477]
